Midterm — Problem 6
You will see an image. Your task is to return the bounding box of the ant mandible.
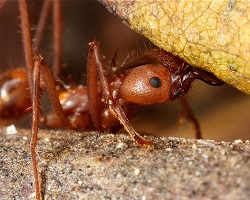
[0,1,224,199]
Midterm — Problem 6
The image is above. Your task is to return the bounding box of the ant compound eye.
[150,77,161,88]
[120,64,172,105]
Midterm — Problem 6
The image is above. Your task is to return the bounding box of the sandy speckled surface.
[0,127,249,199]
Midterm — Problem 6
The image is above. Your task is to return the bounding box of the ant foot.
[133,135,154,148]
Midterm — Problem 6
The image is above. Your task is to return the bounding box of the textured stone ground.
[0,127,249,200]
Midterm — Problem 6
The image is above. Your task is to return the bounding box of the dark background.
[0,0,249,141]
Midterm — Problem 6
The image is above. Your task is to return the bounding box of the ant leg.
[52,0,62,77]
[87,43,100,129]
[31,55,71,198]
[36,55,71,128]
[88,41,153,147]
[30,57,42,200]
[18,1,42,199]
[178,96,202,139]
[19,1,67,199]
[33,0,52,49]
[18,0,34,91]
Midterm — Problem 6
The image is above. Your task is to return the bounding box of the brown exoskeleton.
[0,1,224,199]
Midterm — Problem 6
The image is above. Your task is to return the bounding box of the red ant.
[0,1,224,199]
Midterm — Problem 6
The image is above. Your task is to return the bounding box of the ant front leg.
[178,96,202,139]
[87,41,153,147]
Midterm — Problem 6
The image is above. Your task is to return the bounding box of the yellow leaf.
[101,0,250,94]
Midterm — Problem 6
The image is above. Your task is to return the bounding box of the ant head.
[119,63,172,105]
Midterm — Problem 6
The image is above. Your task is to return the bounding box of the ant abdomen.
[0,68,31,119]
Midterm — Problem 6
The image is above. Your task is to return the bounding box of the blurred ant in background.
[0,0,223,199]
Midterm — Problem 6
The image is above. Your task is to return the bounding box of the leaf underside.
[101,0,250,94]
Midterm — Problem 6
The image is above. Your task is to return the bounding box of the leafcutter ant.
[0,1,224,199]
